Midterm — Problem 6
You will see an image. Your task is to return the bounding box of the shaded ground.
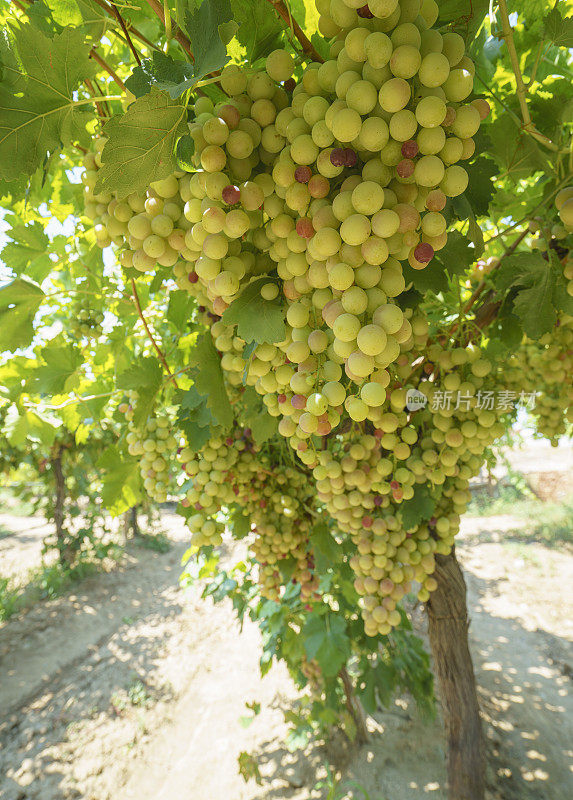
[0,511,571,800]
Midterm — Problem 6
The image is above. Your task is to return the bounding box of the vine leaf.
[0,278,44,351]
[238,386,277,444]
[166,290,196,329]
[116,356,163,425]
[94,89,188,197]
[125,51,196,99]
[222,278,286,343]
[0,23,96,180]
[230,0,286,61]
[97,446,142,516]
[32,342,83,394]
[400,485,435,531]
[188,332,234,429]
[496,252,560,339]
[402,232,475,294]
[302,613,350,677]
[543,6,573,48]
[185,0,233,79]
[0,220,51,281]
[464,156,497,217]
[3,404,59,448]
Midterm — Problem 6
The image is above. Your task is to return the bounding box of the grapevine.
[1,1,572,798]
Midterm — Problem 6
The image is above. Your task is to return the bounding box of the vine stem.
[84,78,109,119]
[110,2,142,66]
[144,0,194,60]
[497,0,558,152]
[130,278,179,389]
[459,227,530,319]
[90,0,158,51]
[268,0,324,63]
[90,48,127,92]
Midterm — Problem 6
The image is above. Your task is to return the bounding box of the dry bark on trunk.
[50,448,70,566]
[124,505,141,539]
[339,666,370,745]
[426,548,485,800]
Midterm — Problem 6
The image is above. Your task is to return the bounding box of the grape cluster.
[178,431,319,602]
[505,314,573,444]
[120,394,179,502]
[69,302,104,339]
[81,1,505,639]
[556,186,573,234]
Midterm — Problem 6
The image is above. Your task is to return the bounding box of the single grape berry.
[278,394,287,404]
[390,480,400,490]
[218,104,240,129]
[344,148,358,167]
[397,159,415,178]
[291,394,307,409]
[401,140,419,158]
[295,165,312,183]
[357,4,374,18]
[414,242,435,263]
[443,107,456,127]
[296,217,315,238]
[188,271,199,283]
[222,184,241,204]
[330,148,346,167]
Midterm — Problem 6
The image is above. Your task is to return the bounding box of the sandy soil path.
[0,513,571,800]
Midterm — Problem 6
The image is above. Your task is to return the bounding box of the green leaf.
[222,278,286,343]
[464,157,497,217]
[189,333,234,428]
[228,504,251,538]
[436,231,477,276]
[185,0,233,79]
[310,522,341,574]
[302,613,350,677]
[0,23,96,180]
[125,51,197,99]
[230,0,286,61]
[436,0,489,41]
[496,252,560,339]
[0,278,44,351]
[543,6,573,48]
[402,232,475,294]
[116,356,164,425]
[175,135,196,172]
[167,290,196,329]
[0,220,49,275]
[3,404,60,447]
[94,89,188,197]
[116,356,163,392]
[238,386,277,444]
[96,446,142,516]
[400,485,436,531]
[486,115,547,181]
[33,343,83,394]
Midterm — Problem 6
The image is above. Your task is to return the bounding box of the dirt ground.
[0,508,572,800]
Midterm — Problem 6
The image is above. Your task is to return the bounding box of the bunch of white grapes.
[82,0,505,638]
[119,394,178,502]
[555,186,573,234]
[69,302,104,339]
[505,314,573,444]
[179,431,319,602]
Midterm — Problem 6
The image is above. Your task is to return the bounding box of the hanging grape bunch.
[82,0,496,635]
[70,301,105,339]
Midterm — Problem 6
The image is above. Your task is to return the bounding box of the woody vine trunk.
[426,549,485,800]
